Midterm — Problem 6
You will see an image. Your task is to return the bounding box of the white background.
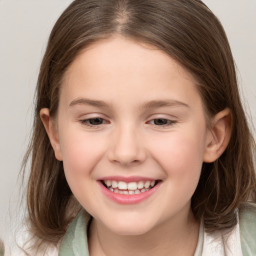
[0,0,255,253]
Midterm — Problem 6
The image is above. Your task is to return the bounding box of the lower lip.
[98,181,161,205]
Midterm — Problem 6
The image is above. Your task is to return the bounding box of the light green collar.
[59,211,204,256]
[59,211,91,256]
[59,204,256,256]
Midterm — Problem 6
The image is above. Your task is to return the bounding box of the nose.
[107,124,147,166]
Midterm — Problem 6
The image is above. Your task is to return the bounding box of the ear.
[203,108,232,163]
[40,108,63,161]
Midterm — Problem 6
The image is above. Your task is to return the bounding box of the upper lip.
[98,176,159,182]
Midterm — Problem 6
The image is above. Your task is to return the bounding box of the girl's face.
[45,37,216,235]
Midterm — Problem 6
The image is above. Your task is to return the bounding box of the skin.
[41,36,231,256]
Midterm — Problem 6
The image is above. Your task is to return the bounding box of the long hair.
[22,0,256,251]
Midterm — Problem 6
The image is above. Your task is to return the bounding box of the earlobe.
[203,108,232,163]
[40,108,63,161]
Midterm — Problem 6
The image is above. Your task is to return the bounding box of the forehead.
[60,36,202,112]
[64,36,196,82]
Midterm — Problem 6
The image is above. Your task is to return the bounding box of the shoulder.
[239,203,256,256]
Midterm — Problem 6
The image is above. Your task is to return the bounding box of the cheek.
[59,128,106,178]
[149,129,206,179]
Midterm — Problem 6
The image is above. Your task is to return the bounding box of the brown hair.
[22,0,256,251]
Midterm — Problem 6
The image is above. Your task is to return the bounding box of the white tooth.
[110,188,114,192]
[137,181,144,189]
[141,189,146,193]
[150,181,155,187]
[105,180,111,187]
[114,189,119,193]
[135,190,140,194]
[119,191,124,194]
[128,182,137,190]
[144,181,150,189]
[129,191,135,195]
[118,181,128,190]
[123,191,129,195]
[145,189,149,191]
[112,181,118,188]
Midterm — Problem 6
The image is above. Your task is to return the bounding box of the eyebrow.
[69,98,189,110]
[69,98,110,108]
[141,99,189,110]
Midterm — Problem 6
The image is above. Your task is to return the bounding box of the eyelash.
[80,117,177,129]
[80,118,108,127]
[148,118,177,127]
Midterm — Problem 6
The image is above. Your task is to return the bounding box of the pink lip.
[98,180,161,205]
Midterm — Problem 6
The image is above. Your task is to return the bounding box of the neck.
[88,209,199,256]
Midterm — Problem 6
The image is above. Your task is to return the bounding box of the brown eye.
[88,118,104,125]
[152,119,169,125]
[81,118,106,126]
[150,119,175,126]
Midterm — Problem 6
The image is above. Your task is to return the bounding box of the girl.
[21,0,256,255]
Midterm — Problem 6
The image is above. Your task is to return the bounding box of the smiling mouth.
[101,180,160,195]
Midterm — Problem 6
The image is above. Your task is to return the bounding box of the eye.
[148,118,176,127]
[80,117,108,127]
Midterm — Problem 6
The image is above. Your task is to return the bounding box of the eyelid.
[146,116,178,128]
[79,117,110,129]
[78,114,178,129]
[147,118,177,124]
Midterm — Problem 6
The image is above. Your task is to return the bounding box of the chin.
[105,218,155,236]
